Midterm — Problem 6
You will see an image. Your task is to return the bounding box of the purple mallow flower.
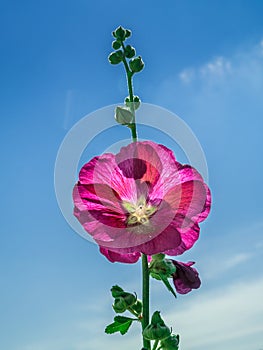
[73,141,211,260]
[172,260,201,294]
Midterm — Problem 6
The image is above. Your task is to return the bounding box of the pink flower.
[171,260,201,294]
[73,141,211,260]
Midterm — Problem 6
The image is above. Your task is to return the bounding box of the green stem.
[121,43,137,142]
[127,307,141,319]
[142,253,151,350]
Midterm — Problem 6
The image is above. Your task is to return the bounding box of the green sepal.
[112,40,122,50]
[160,334,180,350]
[108,50,123,64]
[105,316,134,335]
[150,272,162,281]
[129,56,144,73]
[115,106,134,125]
[130,300,142,315]
[159,274,177,298]
[124,45,136,58]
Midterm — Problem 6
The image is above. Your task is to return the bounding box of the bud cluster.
[108,26,144,73]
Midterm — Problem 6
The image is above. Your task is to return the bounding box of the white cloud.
[178,38,263,86]
[165,277,263,350]
[179,69,195,84]
[179,56,232,84]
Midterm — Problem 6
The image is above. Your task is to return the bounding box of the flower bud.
[115,106,134,125]
[111,285,137,313]
[111,285,125,298]
[108,50,123,65]
[113,26,126,41]
[143,311,171,340]
[129,56,144,73]
[113,297,128,313]
[112,40,122,50]
[149,258,176,279]
[124,96,140,110]
[124,45,136,58]
[161,334,180,350]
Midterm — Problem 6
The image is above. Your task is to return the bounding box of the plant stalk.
[142,253,151,350]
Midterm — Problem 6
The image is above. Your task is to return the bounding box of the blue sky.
[1,1,263,349]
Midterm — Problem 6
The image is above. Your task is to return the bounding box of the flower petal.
[99,246,141,263]
[164,218,200,256]
[116,141,163,186]
[163,180,209,221]
[78,153,138,203]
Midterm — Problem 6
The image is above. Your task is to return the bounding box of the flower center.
[122,197,157,226]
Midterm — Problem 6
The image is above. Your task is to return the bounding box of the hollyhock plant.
[71,26,212,350]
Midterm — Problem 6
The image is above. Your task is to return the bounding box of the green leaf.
[114,315,134,323]
[105,316,134,335]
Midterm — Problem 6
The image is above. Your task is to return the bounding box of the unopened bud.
[111,285,124,298]
[124,45,136,58]
[113,26,126,41]
[115,106,134,125]
[124,96,141,110]
[112,40,122,50]
[129,56,144,73]
[112,297,127,313]
[108,50,123,65]
[143,311,171,340]
[150,258,176,279]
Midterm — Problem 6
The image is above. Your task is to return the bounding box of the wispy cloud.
[178,39,263,86]
[165,277,263,350]
[179,56,232,84]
